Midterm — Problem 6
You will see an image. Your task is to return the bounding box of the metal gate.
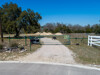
[35,35,71,45]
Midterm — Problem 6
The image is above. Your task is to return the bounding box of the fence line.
[88,35,100,46]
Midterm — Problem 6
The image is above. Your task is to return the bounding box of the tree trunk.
[15,27,20,37]
[0,18,3,42]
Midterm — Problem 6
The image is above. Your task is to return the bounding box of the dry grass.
[1,33,100,65]
[68,39,100,65]
[2,33,63,38]
[57,33,100,65]
[2,34,37,37]
[44,35,69,45]
[0,38,41,61]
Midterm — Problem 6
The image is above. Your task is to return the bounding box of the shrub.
[0,44,3,52]
[19,46,24,50]
[0,44,3,50]
[10,42,18,48]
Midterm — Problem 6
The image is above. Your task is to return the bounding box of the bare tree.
[43,23,56,33]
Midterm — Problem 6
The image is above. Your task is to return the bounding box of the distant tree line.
[0,2,42,37]
[43,23,100,34]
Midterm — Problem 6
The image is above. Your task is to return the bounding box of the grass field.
[2,34,36,37]
[0,38,41,61]
[1,33,100,65]
[57,33,100,65]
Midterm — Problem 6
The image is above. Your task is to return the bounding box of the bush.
[0,44,3,50]
[19,46,24,50]
[10,42,18,48]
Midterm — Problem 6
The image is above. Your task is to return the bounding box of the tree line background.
[43,23,100,34]
[0,2,100,38]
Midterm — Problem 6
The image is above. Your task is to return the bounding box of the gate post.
[90,36,92,46]
[88,35,90,46]
[9,34,10,43]
[25,36,27,46]
[30,39,31,51]
[39,34,41,44]
[68,35,71,45]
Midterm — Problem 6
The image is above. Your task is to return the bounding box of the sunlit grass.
[0,38,41,61]
[57,34,100,65]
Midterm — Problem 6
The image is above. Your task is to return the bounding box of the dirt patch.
[54,33,63,35]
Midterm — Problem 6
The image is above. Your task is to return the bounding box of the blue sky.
[0,0,100,26]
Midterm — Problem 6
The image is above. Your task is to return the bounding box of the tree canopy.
[0,2,100,36]
[0,2,42,37]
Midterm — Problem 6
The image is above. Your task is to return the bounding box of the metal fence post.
[30,40,31,51]
[9,34,10,43]
[69,35,71,45]
[39,34,41,44]
[25,36,27,46]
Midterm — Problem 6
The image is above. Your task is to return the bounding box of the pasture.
[0,33,100,65]
[0,37,41,61]
[57,33,100,65]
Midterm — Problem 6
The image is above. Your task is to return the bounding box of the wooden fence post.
[88,35,90,46]
[90,36,92,46]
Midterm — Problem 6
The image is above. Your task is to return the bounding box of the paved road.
[0,63,100,75]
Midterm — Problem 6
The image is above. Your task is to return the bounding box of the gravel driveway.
[17,37,76,64]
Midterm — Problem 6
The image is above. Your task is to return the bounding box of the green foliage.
[43,23,72,34]
[0,2,42,36]
[85,24,92,33]
[93,25,100,34]
[55,24,71,33]
[43,23,100,34]
[1,2,100,35]
[0,44,3,50]
[18,45,24,50]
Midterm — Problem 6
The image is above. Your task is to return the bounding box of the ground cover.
[0,38,41,60]
[57,33,100,65]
